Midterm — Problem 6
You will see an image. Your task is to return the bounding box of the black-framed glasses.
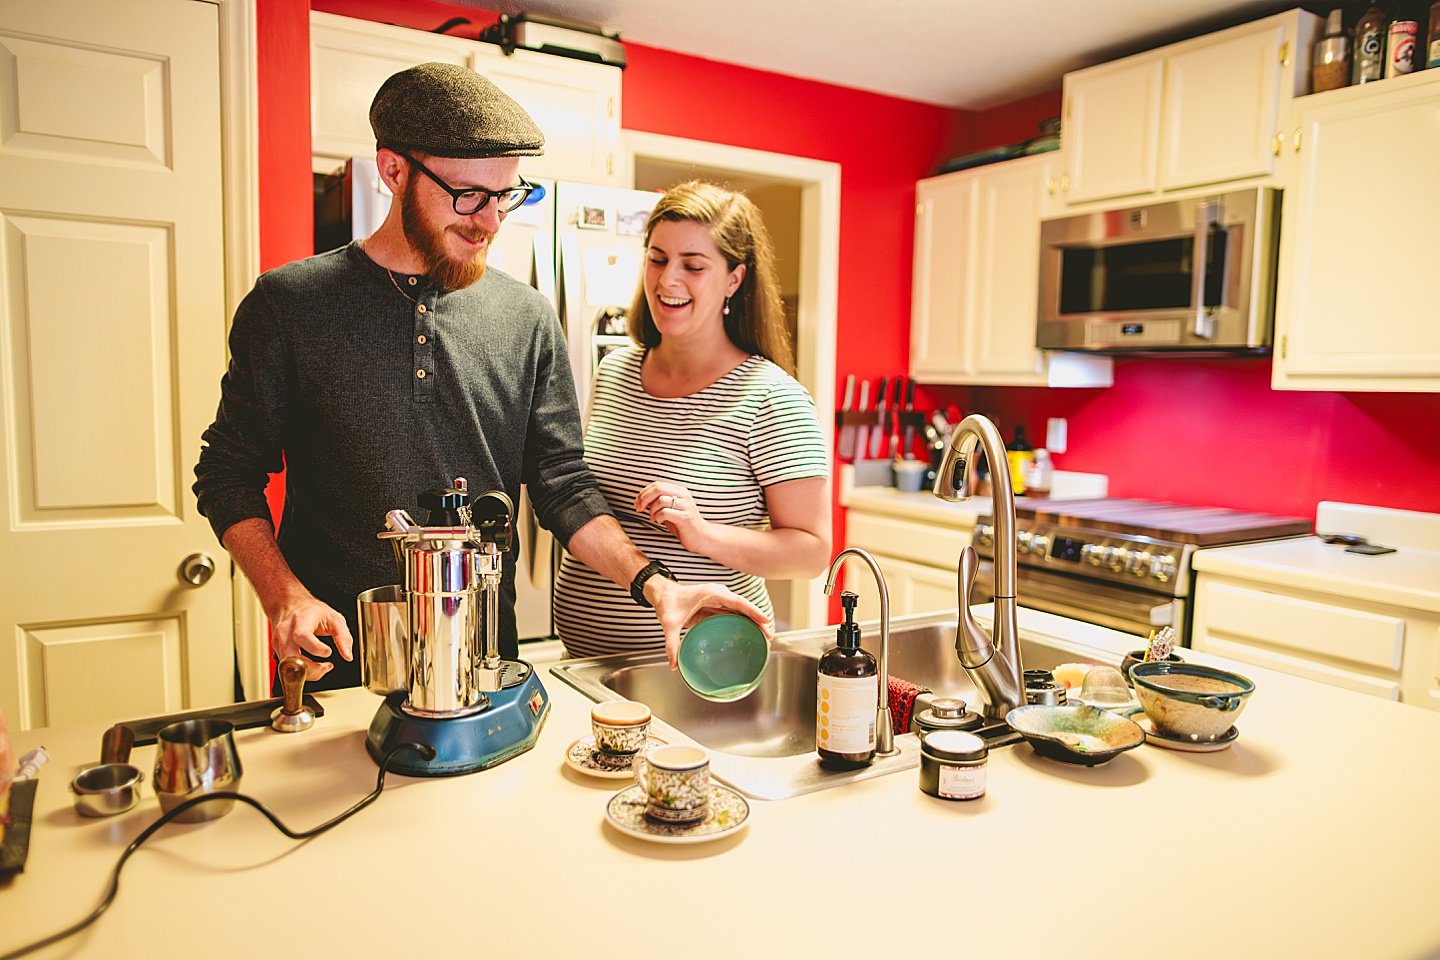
[397,152,538,215]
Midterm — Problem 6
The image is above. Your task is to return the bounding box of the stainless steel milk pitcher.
[372,480,513,717]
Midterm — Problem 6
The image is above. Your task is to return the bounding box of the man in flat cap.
[195,63,767,690]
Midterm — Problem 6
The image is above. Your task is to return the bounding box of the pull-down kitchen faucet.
[933,414,1024,720]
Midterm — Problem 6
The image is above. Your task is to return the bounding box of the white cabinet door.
[909,158,1111,387]
[1062,54,1164,204]
[1159,21,1285,190]
[471,47,621,186]
[310,13,622,186]
[1272,70,1440,391]
[971,157,1050,380]
[910,172,974,382]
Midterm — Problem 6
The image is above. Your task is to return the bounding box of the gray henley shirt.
[194,241,611,688]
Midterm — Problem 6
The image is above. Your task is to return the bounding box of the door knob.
[180,552,216,586]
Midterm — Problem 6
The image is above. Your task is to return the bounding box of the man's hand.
[646,577,772,669]
[267,594,354,683]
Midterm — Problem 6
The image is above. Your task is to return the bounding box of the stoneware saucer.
[1125,709,1238,753]
[604,784,750,844]
[565,735,667,779]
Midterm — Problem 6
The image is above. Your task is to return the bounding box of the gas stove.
[970,499,1312,642]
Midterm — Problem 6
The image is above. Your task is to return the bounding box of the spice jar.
[919,730,988,801]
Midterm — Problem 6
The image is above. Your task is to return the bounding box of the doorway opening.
[622,133,840,632]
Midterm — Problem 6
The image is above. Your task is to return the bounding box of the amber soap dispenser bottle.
[817,591,878,770]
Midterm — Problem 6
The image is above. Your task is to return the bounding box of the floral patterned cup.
[591,701,652,757]
[632,745,710,824]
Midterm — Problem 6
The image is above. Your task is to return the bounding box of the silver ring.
[668,495,678,510]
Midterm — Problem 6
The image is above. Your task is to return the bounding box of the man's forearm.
[220,517,313,619]
[564,515,650,593]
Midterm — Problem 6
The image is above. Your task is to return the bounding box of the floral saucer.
[564,735,667,779]
[1125,709,1238,753]
[604,784,750,844]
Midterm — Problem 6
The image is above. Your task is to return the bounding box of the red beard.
[399,180,491,291]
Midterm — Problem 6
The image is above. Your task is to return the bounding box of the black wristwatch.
[629,560,677,607]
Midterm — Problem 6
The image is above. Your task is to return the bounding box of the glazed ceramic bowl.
[677,615,769,702]
[1118,649,1183,687]
[1005,704,1145,766]
[1129,661,1255,742]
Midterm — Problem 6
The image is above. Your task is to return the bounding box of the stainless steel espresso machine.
[359,480,550,776]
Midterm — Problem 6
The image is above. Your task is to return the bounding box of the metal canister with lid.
[919,730,988,801]
[913,697,983,735]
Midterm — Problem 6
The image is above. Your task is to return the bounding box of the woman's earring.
[723,296,731,316]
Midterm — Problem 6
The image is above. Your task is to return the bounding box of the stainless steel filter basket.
[358,585,409,696]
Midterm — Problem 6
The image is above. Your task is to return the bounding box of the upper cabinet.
[1271,70,1440,392]
[910,155,1112,387]
[310,12,623,186]
[1058,10,1319,206]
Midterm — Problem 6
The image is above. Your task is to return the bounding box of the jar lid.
[922,730,988,762]
[928,697,968,718]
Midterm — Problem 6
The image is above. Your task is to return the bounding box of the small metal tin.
[919,730,988,801]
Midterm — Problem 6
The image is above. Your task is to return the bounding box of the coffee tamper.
[271,656,317,732]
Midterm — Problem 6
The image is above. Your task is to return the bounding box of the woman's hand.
[635,482,713,555]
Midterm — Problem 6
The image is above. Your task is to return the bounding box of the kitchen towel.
[887,676,929,735]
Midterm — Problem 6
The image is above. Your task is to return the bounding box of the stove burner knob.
[975,523,994,547]
[1150,555,1177,582]
[1016,531,1033,554]
[1082,544,1103,566]
[1125,549,1151,575]
[1029,534,1050,558]
[1105,546,1125,572]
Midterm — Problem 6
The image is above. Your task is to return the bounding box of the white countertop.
[5,626,1440,960]
[1193,536,1440,615]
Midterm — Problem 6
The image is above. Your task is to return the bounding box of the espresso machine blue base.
[364,661,550,777]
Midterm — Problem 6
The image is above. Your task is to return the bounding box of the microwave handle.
[1190,200,1220,340]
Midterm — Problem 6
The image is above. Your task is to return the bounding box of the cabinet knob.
[1046,177,1055,195]
[1059,173,1069,193]
[1294,128,1301,152]
[1272,133,1284,156]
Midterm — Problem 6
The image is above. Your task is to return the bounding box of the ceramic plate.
[1125,709,1238,752]
[565,735,667,779]
[604,784,750,844]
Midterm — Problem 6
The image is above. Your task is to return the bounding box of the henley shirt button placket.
[413,297,436,401]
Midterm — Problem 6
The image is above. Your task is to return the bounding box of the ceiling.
[449,0,1302,109]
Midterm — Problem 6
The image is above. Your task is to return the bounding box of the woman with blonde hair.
[555,181,830,664]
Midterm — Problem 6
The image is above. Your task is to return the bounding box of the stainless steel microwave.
[1037,186,1281,354]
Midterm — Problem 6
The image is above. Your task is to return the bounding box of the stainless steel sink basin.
[549,610,1118,800]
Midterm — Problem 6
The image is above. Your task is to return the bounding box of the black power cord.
[0,741,435,960]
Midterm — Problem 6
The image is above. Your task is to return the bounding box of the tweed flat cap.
[369,62,545,158]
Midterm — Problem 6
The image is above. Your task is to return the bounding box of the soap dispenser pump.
[817,591,879,770]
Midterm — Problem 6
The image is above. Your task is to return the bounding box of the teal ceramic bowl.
[677,615,769,702]
[1129,661,1255,742]
[1005,704,1145,766]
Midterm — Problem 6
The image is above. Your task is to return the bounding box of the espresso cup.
[591,700,652,757]
[632,744,710,824]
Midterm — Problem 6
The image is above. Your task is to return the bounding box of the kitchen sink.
[550,609,1121,800]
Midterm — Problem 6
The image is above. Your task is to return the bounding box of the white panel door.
[909,173,974,380]
[0,0,232,729]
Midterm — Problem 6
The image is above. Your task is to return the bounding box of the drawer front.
[1197,580,1404,671]
[846,513,970,570]
[1201,636,1401,701]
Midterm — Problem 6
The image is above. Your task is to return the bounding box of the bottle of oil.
[1312,8,1352,92]
[1354,3,1389,84]
[1004,424,1032,497]
[817,591,877,770]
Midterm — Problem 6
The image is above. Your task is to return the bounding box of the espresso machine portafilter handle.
[470,490,514,690]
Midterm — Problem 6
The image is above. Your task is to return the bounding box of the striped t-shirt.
[554,346,828,658]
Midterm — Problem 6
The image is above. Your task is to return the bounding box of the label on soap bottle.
[817,674,877,754]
